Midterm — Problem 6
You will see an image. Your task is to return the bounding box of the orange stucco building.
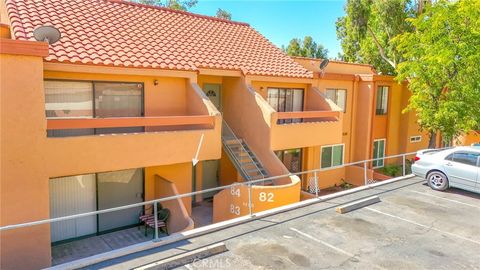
[1,0,478,269]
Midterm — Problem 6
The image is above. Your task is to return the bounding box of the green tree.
[336,0,421,75]
[216,8,232,20]
[284,36,328,59]
[131,0,197,11]
[395,0,480,147]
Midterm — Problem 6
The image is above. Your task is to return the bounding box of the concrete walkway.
[52,227,153,265]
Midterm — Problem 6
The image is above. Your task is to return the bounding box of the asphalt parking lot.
[83,176,480,270]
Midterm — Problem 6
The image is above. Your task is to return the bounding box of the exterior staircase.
[222,120,271,184]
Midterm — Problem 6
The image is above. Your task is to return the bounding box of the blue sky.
[190,0,346,58]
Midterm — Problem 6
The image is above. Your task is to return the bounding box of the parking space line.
[364,207,480,246]
[289,227,386,270]
[408,190,480,209]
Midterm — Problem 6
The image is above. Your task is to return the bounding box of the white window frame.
[320,143,345,170]
[410,136,422,143]
[373,138,386,168]
[325,88,347,112]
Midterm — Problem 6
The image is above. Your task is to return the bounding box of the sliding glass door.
[94,82,143,134]
[267,88,304,124]
[97,169,144,232]
[49,169,144,243]
[44,80,144,137]
[276,148,303,173]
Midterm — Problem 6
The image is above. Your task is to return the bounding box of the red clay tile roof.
[6,0,312,78]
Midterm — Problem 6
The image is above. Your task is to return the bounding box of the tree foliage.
[131,0,197,11]
[283,36,329,59]
[216,8,232,20]
[336,0,418,74]
[395,0,480,145]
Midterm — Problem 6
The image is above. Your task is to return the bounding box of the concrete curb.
[335,196,381,214]
[46,174,416,270]
[134,242,227,270]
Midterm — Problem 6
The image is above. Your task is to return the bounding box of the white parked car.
[411,146,480,193]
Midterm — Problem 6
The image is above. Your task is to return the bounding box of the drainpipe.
[368,80,377,166]
[192,164,197,206]
[349,76,359,162]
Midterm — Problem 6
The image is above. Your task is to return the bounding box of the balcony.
[47,115,215,132]
[44,82,222,177]
[268,88,344,150]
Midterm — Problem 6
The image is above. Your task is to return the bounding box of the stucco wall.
[1,51,52,270]
[352,81,375,162]
[153,175,194,233]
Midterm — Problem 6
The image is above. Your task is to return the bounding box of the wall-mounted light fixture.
[153,79,159,86]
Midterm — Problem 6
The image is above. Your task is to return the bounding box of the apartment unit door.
[202,160,220,199]
[49,174,97,242]
[97,169,144,232]
[203,84,221,111]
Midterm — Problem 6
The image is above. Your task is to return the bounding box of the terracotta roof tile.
[6,0,312,78]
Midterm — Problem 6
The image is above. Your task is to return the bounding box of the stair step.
[237,157,253,163]
[229,144,243,149]
[246,168,264,175]
[240,159,256,164]
[233,151,249,157]
[225,139,242,145]
[242,164,259,170]
[221,128,270,184]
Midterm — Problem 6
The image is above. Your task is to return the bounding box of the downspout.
[349,75,359,162]
[368,80,377,165]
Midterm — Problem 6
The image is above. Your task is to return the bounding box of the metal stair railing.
[221,120,268,181]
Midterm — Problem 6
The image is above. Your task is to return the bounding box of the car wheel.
[427,171,449,191]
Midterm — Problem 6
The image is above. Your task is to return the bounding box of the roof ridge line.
[291,56,375,68]
[105,0,250,27]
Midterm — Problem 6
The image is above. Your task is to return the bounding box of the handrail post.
[248,182,253,216]
[402,154,406,176]
[314,171,319,197]
[364,161,368,185]
[153,202,158,240]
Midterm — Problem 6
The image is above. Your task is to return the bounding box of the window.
[450,152,480,167]
[44,80,144,137]
[326,89,346,112]
[410,136,422,143]
[276,148,302,173]
[376,86,389,115]
[267,88,304,124]
[321,144,344,169]
[373,139,386,168]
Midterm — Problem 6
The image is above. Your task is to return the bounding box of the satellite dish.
[319,59,330,71]
[33,26,61,45]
